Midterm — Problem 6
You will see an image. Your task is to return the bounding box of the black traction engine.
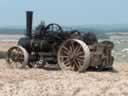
[7,11,114,72]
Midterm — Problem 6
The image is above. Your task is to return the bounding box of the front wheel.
[7,46,29,68]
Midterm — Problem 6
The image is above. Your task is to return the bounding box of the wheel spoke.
[74,59,80,70]
[70,42,75,51]
[65,62,71,66]
[8,58,13,64]
[77,57,84,63]
[63,58,70,65]
[74,46,79,52]
[76,46,82,53]
[59,56,69,58]
[62,46,69,52]
[69,45,73,52]
[77,51,84,56]
[77,60,82,67]
[16,48,20,52]
[62,50,67,55]
[71,62,75,71]
[78,56,84,59]
[11,50,18,55]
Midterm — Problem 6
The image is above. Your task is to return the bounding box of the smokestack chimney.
[26,11,33,38]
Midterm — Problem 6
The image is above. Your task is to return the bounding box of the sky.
[0,0,128,27]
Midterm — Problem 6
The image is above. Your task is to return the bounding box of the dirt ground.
[0,42,128,96]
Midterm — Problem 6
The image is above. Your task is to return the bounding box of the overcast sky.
[0,0,128,27]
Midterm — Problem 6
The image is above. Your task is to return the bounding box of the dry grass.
[0,59,127,96]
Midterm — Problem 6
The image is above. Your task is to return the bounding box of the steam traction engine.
[7,11,114,72]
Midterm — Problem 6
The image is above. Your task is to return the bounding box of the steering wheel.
[45,23,63,33]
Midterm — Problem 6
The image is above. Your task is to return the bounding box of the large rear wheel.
[58,39,90,72]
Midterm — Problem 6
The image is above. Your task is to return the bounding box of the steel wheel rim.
[58,39,90,72]
[7,46,29,68]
